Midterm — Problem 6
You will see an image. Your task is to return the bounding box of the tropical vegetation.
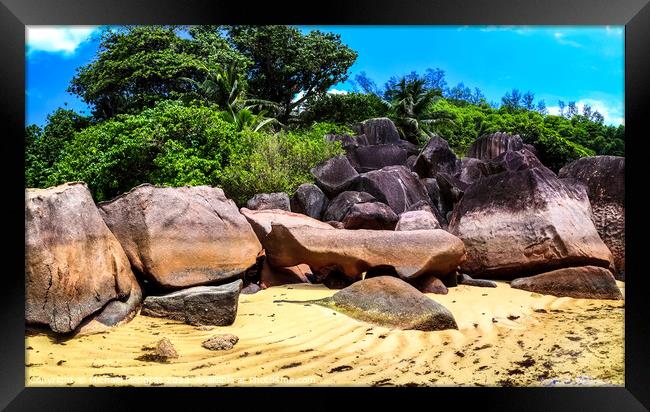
[26,25,625,203]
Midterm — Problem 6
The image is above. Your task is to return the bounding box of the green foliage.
[48,102,239,200]
[300,92,389,126]
[39,102,342,203]
[68,26,244,119]
[428,98,621,171]
[25,109,91,187]
[384,75,453,144]
[221,122,346,205]
[223,26,358,122]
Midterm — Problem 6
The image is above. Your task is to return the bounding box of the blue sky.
[26,25,624,126]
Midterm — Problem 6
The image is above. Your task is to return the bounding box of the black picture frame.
[1,0,648,410]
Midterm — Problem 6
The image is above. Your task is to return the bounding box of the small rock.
[202,334,239,351]
[458,273,497,288]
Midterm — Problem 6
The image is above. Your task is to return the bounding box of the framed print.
[1,0,648,409]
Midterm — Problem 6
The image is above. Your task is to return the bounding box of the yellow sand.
[25,281,624,387]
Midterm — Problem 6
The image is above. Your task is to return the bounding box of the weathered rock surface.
[241,283,262,295]
[322,191,375,222]
[413,135,461,178]
[202,334,239,351]
[341,201,398,230]
[290,183,328,220]
[264,223,466,280]
[317,276,457,331]
[467,132,524,161]
[91,276,143,327]
[347,144,408,172]
[99,185,261,289]
[241,208,333,245]
[421,178,445,219]
[356,117,401,145]
[436,173,469,217]
[510,266,622,300]
[409,274,449,294]
[457,273,497,288]
[523,143,538,157]
[457,157,487,184]
[310,155,359,197]
[26,182,136,334]
[260,260,311,288]
[449,168,613,278]
[486,149,553,176]
[395,210,441,231]
[559,156,625,276]
[246,192,291,211]
[141,280,242,326]
[356,166,431,215]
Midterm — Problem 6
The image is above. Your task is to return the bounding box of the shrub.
[220,122,345,205]
[300,92,389,126]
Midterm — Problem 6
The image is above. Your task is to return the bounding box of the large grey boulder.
[310,155,360,197]
[356,165,431,215]
[99,184,262,289]
[435,173,469,218]
[413,135,461,178]
[141,280,243,326]
[356,117,401,145]
[323,191,377,222]
[341,201,398,230]
[246,192,291,211]
[449,168,613,278]
[290,183,328,219]
[347,144,408,172]
[559,156,625,276]
[26,182,137,334]
[467,132,524,161]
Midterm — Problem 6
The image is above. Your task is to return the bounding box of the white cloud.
[605,26,624,37]
[26,26,99,55]
[327,88,348,95]
[553,32,582,48]
[546,99,624,125]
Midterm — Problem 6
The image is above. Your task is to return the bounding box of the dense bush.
[38,101,343,203]
[300,92,389,126]
[221,123,346,205]
[428,98,621,171]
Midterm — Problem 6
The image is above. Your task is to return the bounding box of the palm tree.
[183,63,283,131]
[386,77,453,144]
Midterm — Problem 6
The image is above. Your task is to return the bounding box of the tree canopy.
[28,26,624,202]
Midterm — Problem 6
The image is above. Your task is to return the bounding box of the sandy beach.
[25,281,624,387]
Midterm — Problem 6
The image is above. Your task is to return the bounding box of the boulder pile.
[24,118,625,335]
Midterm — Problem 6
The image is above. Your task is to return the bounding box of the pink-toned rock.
[264,223,466,280]
[240,208,333,245]
[409,274,449,294]
[559,156,625,277]
[260,260,312,288]
[510,266,622,300]
[395,210,441,231]
[99,184,262,289]
[26,182,137,334]
[449,168,613,278]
